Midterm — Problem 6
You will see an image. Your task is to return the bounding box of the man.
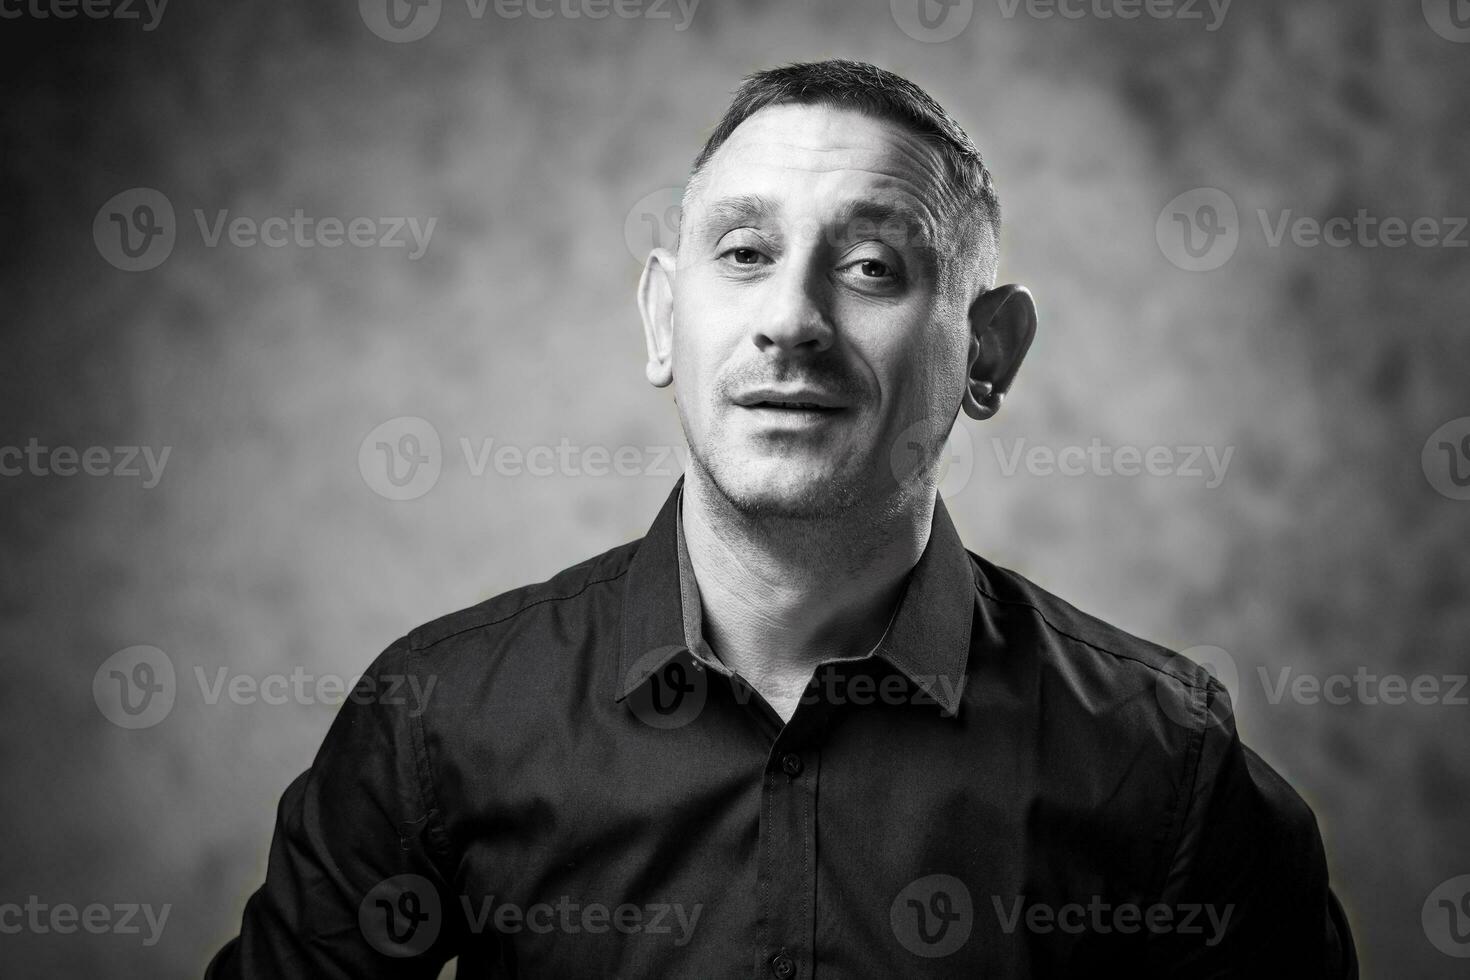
[209,60,1356,977]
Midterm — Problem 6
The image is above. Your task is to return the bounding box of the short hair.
[684,59,1001,289]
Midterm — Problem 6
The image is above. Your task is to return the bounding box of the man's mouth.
[732,387,847,412]
[747,400,841,412]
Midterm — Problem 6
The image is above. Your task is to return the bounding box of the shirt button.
[780,752,803,778]
[770,951,797,978]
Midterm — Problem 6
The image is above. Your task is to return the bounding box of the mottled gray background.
[2,0,1469,976]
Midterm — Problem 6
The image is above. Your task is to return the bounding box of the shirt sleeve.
[1144,681,1358,978]
[205,636,460,979]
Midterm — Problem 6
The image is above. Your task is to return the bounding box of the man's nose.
[752,261,834,354]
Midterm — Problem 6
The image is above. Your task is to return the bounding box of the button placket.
[754,703,826,979]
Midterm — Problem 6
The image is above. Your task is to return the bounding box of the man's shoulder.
[968,551,1226,723]
[404,536,642,657]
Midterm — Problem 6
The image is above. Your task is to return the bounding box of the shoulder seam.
[400,638,457,873]
[970,566,1213,691]
[1149,680,1213,902]
[409,565,632,654]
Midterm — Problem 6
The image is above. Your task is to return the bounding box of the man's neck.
[680,469,936,720]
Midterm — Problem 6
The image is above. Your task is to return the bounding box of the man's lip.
[732,389,846,410]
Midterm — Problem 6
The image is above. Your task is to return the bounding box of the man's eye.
[844,256,899,281]
[725,247,765,265]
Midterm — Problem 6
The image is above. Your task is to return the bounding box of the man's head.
[639,60,1036,519]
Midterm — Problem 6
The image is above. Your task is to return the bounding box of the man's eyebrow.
[694,194,781,232]
[829,200,937,247]
[690,194,939,250]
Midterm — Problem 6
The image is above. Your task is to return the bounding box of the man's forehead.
[691,104,949,229]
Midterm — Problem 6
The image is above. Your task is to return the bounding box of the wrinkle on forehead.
[687,105,953,234]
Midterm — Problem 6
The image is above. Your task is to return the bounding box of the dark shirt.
[207,482,1356,978]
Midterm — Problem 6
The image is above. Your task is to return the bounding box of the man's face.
[668,103,973,517]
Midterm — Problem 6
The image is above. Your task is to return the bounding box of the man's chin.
[701,458,869,519]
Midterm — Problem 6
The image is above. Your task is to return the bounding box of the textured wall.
[2,0,1468,976]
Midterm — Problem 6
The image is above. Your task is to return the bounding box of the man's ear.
[638,247,676,388]
[962,284,1037,420]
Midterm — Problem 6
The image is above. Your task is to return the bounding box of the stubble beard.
[682,428,928,537]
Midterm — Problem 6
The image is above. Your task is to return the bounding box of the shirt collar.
[673,488,731,677]
[616,479,976,717]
